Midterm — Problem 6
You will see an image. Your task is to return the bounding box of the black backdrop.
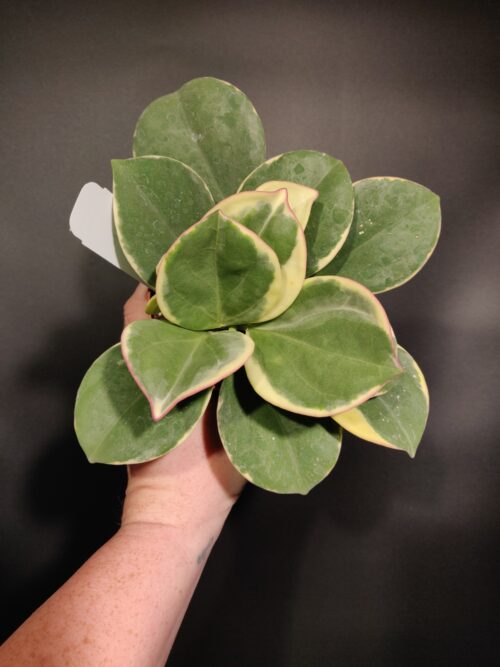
[1,1,499,665]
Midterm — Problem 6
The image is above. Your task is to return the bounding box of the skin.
[1,283,245,666]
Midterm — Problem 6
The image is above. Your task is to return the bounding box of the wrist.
[117,517,222,570]
[120,408,245,534]
[121,469,238,535]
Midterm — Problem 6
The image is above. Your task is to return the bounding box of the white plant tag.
[69,182,139,280]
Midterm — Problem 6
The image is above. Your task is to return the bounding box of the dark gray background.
[1,1,499,664]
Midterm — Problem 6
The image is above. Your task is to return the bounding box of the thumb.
[123,283,151,327]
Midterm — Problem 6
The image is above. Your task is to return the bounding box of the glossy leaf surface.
[218,371,342,494]
[122,319,254,420]
[255,180,318,229]
[156,211,283,330]
[112,156,213,286]
[74,344,211,464]
[240,150,354,275]
[133,77,266,202]
[206,190,306,319]
[319,177,441,293]
[245,276,401,417]
[334,345,429,457]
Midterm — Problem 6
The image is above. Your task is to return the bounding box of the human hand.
[121,284,246,535]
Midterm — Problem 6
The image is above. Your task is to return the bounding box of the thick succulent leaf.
[133,77,266,202]
[256,180,318,229]
[218,371,342,494]
[319,177,441,293]
[122,319,254,421]
[145,294,160,315]
[112,156,214,286]
[156,210,283,330]
[245,276,401,417]
[334,345,429,457]
[74,344,211,464]
[205,190,306,320]
[239,150,354,275]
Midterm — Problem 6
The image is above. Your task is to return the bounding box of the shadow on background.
[1,259,129,638]
[1,1,500,665]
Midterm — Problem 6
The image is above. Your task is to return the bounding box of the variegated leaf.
[334,345,429,457]
[205,190,306,320]
[240,150,354,275]
[133,77,266,202]
[156,210,283,330]
[122,319,254,421]
[245,276,401,417]
[218,371,342,494]
[256,180,318,229]
[319,177,441,293]
[112,156,213,286]
[74,344,211,464]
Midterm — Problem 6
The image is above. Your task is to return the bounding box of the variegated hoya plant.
[74,77,440,494]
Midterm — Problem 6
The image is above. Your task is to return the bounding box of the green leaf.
[133,77,266,202]
[218,371,342,494]
[122,319,254,421]
[239,150,354,275]
[334,345,429,457]
[145,294,160,315]
[156,210,283,330]
[112,157,214,287]
[74,344,211,464]
[245,276,401,417]
[206,189,306,320]
[319,177,441,293]
[255,180,318,229]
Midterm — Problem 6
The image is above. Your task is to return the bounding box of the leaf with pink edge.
[121,319,254,421]
[245,276,401,417]
[74,344,211,464]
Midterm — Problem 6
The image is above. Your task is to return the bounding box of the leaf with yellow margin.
[333,345,429,457]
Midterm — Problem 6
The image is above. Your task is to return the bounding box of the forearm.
[0,515,226,666]
[1,287,245,666]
